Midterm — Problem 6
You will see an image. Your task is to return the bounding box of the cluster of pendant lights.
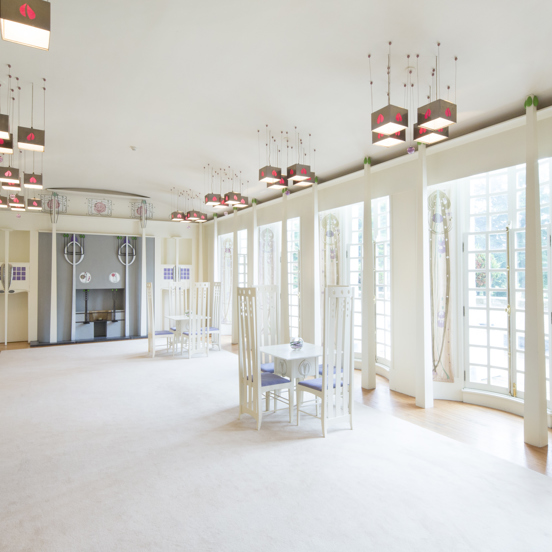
[0,65,46,212]
[370,42,458,149]
[0,0,51,50]
[258,125,317,190]
[201,165,250,216]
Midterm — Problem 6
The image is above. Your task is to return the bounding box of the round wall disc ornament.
[109,272,121,283]
[79,272,91,284]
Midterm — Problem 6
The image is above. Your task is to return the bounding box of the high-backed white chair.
[209,282,222,350]
[297,285,355,437]
[238,287,294,430]
[182,282,210,358]
[256,285,280,374]
[147,282,174,356]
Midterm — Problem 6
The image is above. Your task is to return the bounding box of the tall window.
[287,218,300,338]
[237,229,247,287]
[464,162,551,404]
[372,197,391,365]
[218,233,233,325]
[347,205,363,359]
[259,223,280,286]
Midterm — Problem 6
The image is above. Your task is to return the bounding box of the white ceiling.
[2,0,552,211]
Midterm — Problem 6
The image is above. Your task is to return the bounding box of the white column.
[124,237,129,337]
[362,159,376,389]
[29,230,39,342]
[231,207,239,344]
[50,223,57,343]
[140,226,147,336]
[4,229,9,345]
[313,182,321,346]
[213,215,219,282]
[252,201,259,285]
[198,221,204,282]
[415,144,434,408]
[280,191,290,343]
[71,234,76,341]
[523,95,548,446]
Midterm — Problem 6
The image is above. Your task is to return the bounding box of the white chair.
[209,282,222,350]
[182,282,210,358]
[238,287,294,430]
[147,282,174,357]
[297,285,355,437]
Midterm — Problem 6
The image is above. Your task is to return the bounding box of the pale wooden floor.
[4,337,550,477]
[219,335,551,477]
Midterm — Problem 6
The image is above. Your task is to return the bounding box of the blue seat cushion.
[247,373,291,387]
[298,377,344,392]
[260,362,275,373]
[170,327,177,332]
[155,330,173,336]
[318,364,342,375]
[209,327,219,332]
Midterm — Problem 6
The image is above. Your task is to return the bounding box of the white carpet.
[1,341,551,552]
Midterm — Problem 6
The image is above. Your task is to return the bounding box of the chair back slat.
[256,285,279,366]
[188,282,210,354]
[147,282,154,346]
[212,282,221,329]
[322,285,355,422]
[238,287,260,414]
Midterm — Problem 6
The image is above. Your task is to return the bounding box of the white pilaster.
[213,215,219,283]
[362,160,376,389]
[523,95,548,446]
[232,208,239,344]
[313,182,321,346]
[4,229,9,345]
[415,144,434,408]
[252,202,259,285]
[140,226,147,336]
[50,224,57,343]
[71,234,76,341]
[280,191,290,343]
[29,230,38,342]
[198,221,203,282]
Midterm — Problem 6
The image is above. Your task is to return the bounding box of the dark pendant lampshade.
[259,166,281,183]
[371,105,409,135]
[418,99,457,130]
[23,172,43,189]
[0,133,14,154]
[170,211,185,222]
[0,113,9,140]
[293,171,315,187]
[224,191,241,205]
[0,194,8,208]
[196,212,208,222]
[27,197,42,210]
[235,195,249,208]
[204,193,220,206]
[0,0,51,50]
[187,210,199,221]
[1,181,20,193]
[372,129,406,148]
[0,166,20,184]
[17,126,45,152]
[414,124,449,145]
[267,177,287,190]
[214,197,228,209]
[287,164,311,182]
[9,193,24,207]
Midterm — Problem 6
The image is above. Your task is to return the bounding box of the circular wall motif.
[94,202,107,214]
[109,272,121,283]
[79,272,91,284]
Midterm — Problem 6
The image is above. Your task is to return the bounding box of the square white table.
[165,315,189,355]
[259,343,323,382]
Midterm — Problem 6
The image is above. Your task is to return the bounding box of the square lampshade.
[196,212,208,222]
[267,177,287,190]
[187,210,199,221]
[0,113,9,140]
[0,194,8,208]
[204,193,220,206]
[293,171,315,187]
[17,126,45,152]
[235,195,248,208]
[9,193,24,207]
[27,197,42,210]
[287,164,311,182]
[0,166,20,184]
[414,124,449,144]
[171,211,185,222]
[259,166,281,183]
[418,99,457,130]
[371,104,409,134]
[0,133,14,154]
[372,129,406,148]
[24,172,43,189]
[224,191,241,205]
[0,0,51,50]
[214,198,228,209]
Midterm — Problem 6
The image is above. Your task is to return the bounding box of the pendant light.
[24,151,43,188]
[287,127,311,182]
[9,192,24,208]
[0,0,51,50]
[0,193,7,207]
[186,191,199,221]
[235,174,248,209]
[372,130,406,148]
[413,124,449,144]
[259,126,282,184]
[0,134,13,154]
[18,80,45,152]
[418,46,457,130]
[27,196,42,210]
[0,166,19,186]
[0,70,10,139]
[224,168,241,205]
[214,171,228,209]
[293,137,315,187]
[204,164,220,206]
[170,188,184,222]
[371,44,408,137]
[193,191,207,222]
